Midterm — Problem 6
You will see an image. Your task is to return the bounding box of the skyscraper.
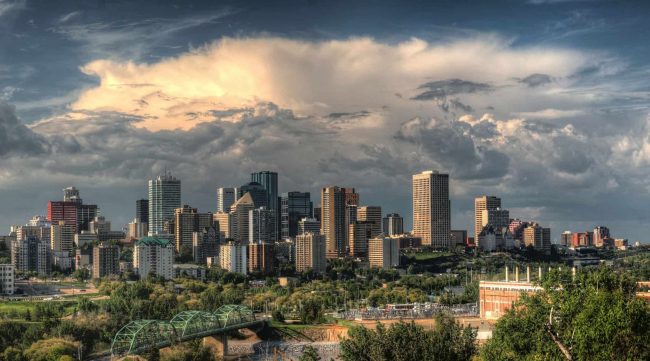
[174,205,213,253]
[412,171,451,248]
[593,226,610,248]
[229,192,255,243]
[523,223,551,252]
[216,187,238,213]
[247,243,276,274]
[51,221,75,252]
[251,171,279,241]
[321,186,347,258]
[298,217,321,235]
[249,207,274,244]
[368,236,400,269]
[348,221,372,258]
[382,213,404,236]
[11,236,50,275]
[475,196,502,242]
[237,182,269,208]
[148,171,181,235]
[47,201,78,233]
[136,199,149,224]
[220,241,247,275]
[280,191,312,239]
[357,206,382,238]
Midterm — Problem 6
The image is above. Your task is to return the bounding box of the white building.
[133,236,174,280]
[148,172,181,235]
[0,264,15,295]
[249,207,274,244]
[220,241,247,275]
[11,236,50,275]
[74,231,98,248]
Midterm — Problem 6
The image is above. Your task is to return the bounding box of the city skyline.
[2,1,650,242]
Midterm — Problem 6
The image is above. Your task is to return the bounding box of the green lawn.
[0,300,78,319]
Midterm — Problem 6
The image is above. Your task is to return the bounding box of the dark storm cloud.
[411,79,493,101]
[0,102,48,156]
[518,73,553,87]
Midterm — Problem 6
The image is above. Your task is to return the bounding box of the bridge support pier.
[203,334,228,357]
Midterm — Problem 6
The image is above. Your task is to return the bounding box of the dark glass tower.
[251,171,279,240]
[136,199,149,223]
[280,191,312,239]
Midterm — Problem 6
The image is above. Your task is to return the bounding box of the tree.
[340,315,476,361]
[299,345,321,361]
[480,267,650,361]
[23,338,79,361]
[272,310,285,323]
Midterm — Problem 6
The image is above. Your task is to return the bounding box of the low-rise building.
[220,241,247,275]
[173,264,208,280]
[479,280,542,320]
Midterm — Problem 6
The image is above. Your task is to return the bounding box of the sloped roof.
[135,236,172,247]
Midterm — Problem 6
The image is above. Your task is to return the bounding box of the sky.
[1,0,650,242]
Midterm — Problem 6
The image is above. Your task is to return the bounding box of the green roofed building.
[134,236,174,280]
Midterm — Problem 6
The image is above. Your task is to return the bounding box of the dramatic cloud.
[0,102,48,156]
[518,73,553,87]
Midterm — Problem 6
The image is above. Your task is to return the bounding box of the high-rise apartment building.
[51,221,75,252]
[382,213,404,236]
[0,264,14,295]
[348,221,372,258]
[321,186,347,258]
[249,207,274,244]
[280,192,312,239]
[298,217,321,235]
[92,243,120,279]
[475,196,502,243]
[523,223,551,252]
[148,171,181,235]
[229,193,255,243]
[358,206,382,238]
[133,236,174,280]
[174,205,213,253]
[213,212,231,239]
[216,187,238,213]
[412,171,451,248]
[11,236,50,275]
[247,243,276,274]
[220,241,247,275]
[368,236,400,269]
[136,199,149,224]
[295,233,326,273]
[192,225,219,264]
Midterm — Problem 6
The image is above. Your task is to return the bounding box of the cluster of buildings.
[474,196,551,253]
[559,226,628,249]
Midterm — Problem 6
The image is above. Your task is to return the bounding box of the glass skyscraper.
[148,171,181,235]
[251,171,279,240]
[281,191,312,239]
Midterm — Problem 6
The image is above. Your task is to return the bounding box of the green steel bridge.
[110,305,264,357]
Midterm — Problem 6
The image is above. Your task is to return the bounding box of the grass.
[0,299,78,319]
[409,252,454,261]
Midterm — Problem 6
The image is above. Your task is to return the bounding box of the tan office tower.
[295,232,326,273]
[523,223,551,251]
[247,243,276,274]
[357,206,382,238]
[348,221,372,258]
[213,212,231,239]
[321,186,347,258]
[412,171,451,248]
[229,193,255,243]
[368,236,400,269]
[475,196,501,242]
[174,205,213,253]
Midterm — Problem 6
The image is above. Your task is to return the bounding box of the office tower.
[237,182,269,208]
[192,225,219,264]
[382,213,404,236]
[357,206,382,238]
[478,208,510,249]
[451,230,468,246]
[51,221,75,252]
[249,207,274,244]
[92,243,120,279]
[560,231,572,247]
[523,223,551,251]
[280,192,312,239]
[16,224,51,243]
[63,186,81,202]
[136,199,149,224]
[475,196,502,243]
[345,204,357,246]
[174,205,213,253]
[348,221,372,258]
[216,187,238,213]
[229,193,255,243]
[47,201,78,233]
[247,243,276,274]
[321,186,347,258]
[344,188,359,206]
[213,212,232,239]
[77,204,99,232]
[74,231,98,248]
[298,217,320,235]
[593,226,610,248]
[508,219,529,244]
[412,171,451,248]
[251,171,278,213]
[295,232,326,273]
[133,236,174,280]
[368,236,400,269]
[219,241,247,275]
[313,206,322,223]
[0,264,15,295]
[148,171,181,235]
[11,236,50,275]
